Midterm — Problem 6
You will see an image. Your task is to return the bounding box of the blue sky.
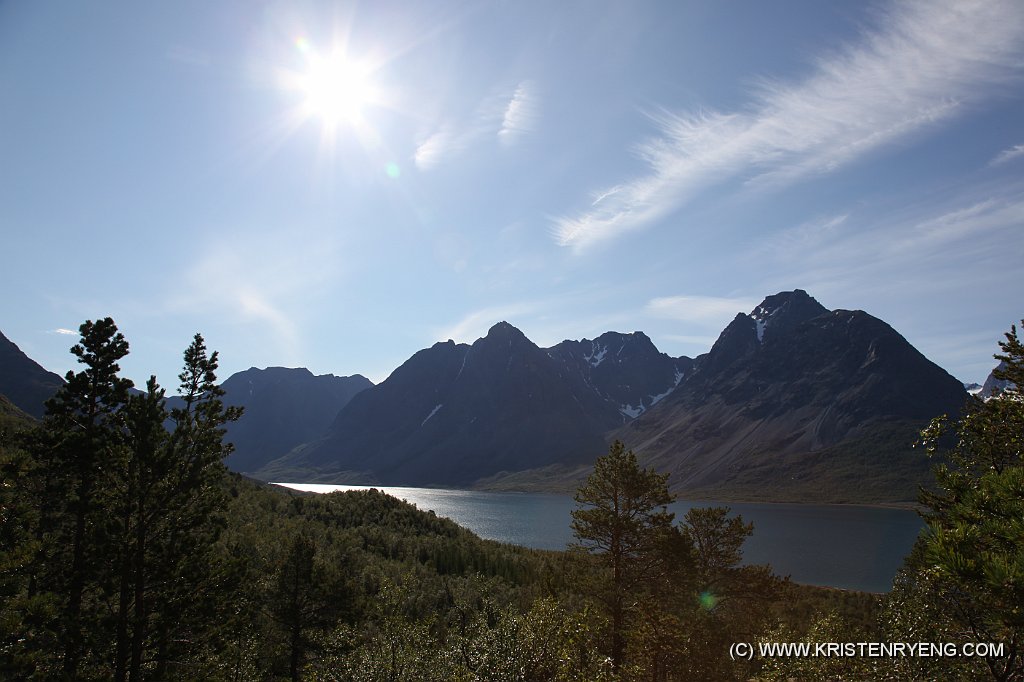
[1,0,1022,389]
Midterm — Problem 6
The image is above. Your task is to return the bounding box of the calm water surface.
[275,483,923,593]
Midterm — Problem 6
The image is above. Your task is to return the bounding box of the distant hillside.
[258,323,692,485]
[0,330,64,418]
[168,366,372,473]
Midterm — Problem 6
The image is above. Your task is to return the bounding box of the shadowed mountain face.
[167,367,372,473]
[0,330,65,418]
[258,292,968,502]
[547,331,694,418]
[4,290,972,503]
[614,290,968,502]
[258,323,692,485]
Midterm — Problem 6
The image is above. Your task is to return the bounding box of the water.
[275,483,924,593]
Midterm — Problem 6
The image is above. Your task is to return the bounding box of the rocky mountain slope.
[0,330,64,418]
[257,323,691,485]
[612,290,967,502]
[263,290,967,503]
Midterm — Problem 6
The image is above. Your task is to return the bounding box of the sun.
[282,37,382,134]
[298,52,377,127]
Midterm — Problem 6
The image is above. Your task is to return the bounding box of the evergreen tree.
[43,318,133,678]
[570,440,680,671]
[679,507,786,680]
[910,321,1024,680]
[146,333,242,677]
[8,325,243,679]
[112,375,169,681]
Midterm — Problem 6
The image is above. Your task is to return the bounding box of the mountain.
[3,290,967,503]
[546,331,693,418]
[168,366,372,473]
[0,330,65,418]
[613,290,968,503]
[257,323,691,485]
[978,361,1013,398]
[0,393,35,430]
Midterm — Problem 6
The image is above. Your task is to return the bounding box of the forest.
[1,317,1022,680]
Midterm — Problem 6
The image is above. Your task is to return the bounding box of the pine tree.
[146,333,242,677]
[43,318,133,678]
[911,321,1024,680]
[112,375,168,681]
[570,440,681,671]
[679,507,785,680]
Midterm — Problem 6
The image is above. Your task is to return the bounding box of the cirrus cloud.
[553,0,1024,250]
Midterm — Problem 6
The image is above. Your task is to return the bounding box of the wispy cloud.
[414,130,457,170]
[498,81,537,147]
[415,82,536,169]
[51,328,78,336]
[554,0,1024,249]
[413,116,492,171]
[646,294,758,325]
[990,143,1024,166]
[591,185,624,206]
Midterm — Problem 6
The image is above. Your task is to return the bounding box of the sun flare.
[283,36,383,135]
[299,52,377,127]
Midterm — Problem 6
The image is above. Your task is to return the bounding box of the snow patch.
[648,368,686,407]
[648,387,673,407]
[584,340,608,367]
[620,369,685,418]
[750,306,775,343]
[421,404,443,426]
[619,404,643,418]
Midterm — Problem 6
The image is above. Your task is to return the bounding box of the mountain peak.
[751,289,825,320]
[484,321,526,340]
[748,290,829,343]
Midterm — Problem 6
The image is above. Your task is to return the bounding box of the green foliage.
[571,442,792,681]
[37,317,133,678]
[0,321,250,680]
[571,440,684,672]
[0,395,33,433]
[104,334,243,681]
[675,508,788,681]
[887,320,1024,680]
